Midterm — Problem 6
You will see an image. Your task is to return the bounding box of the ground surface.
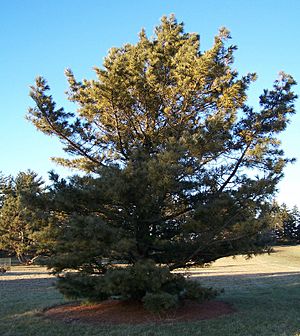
[1,246,300,335]
[44,299,235,324]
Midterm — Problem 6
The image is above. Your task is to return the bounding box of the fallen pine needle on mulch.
[43,299,236,325]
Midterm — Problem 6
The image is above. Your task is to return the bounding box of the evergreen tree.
[274,204,300,242]
[0,171,47,264]
[27,16,297,310]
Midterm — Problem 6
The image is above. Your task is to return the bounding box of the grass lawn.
[1,246,300,336]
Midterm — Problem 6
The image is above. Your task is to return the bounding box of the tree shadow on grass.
[0,276,57,296]
[189,271,300,295]
[0,271,52,277]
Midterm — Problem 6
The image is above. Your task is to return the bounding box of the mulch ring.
[43,299,236,325]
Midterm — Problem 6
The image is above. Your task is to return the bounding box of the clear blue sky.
[1,0,299,207]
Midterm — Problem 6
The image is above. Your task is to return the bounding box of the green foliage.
[56,273,108,301]
[142,292,179,313]
[0,171,48,264]
[273,204,300,243]
[102,260,172,300]
[27,15,297,309]
[184,280,219,302]
[56,260,218,313]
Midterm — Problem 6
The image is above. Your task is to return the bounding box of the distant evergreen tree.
[0,171,47,264]
[28,15,297,311]
[274,204,300,243]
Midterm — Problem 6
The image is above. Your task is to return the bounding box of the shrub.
[103,260,175,300]
[57,273,108,301]
[56,260,219,313]
[184,280,219,302]
[142,292,179,313]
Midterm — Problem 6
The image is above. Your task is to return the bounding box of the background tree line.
[1,170,298,264]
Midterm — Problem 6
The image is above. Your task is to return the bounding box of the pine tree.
[0,171,47,264]
[274,204,300,243]
[27,15,297,310]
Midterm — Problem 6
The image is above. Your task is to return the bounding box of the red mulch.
[43,299,236,325]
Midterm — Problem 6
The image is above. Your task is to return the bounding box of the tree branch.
[41,110,104,167]
[218,143,250,193]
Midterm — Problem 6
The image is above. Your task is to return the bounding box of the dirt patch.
[44,299,235,325]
